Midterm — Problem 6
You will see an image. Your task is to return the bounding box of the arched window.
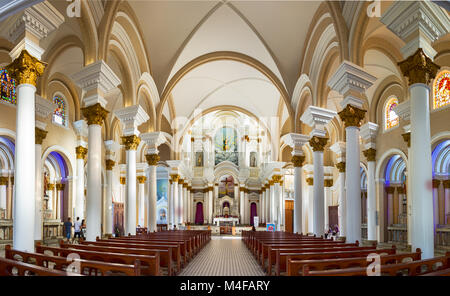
[52,96,67,127]
[384,97,399,130]
[0,69,16,105]
[433,70,450,110]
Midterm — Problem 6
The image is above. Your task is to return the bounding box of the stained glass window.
[385,97,399,130]
[0,69,16,105]
[52,96,66,126]
[433,70,450,109]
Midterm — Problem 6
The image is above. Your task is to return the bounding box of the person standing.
[64,217,73,242]
[81,219,86,239]
[74,217,82,240]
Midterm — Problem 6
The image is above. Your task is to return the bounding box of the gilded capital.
[120,177,126,185]
[6,50,46,86]
[309,136,328,152]
[35,128,48,145]
[145,154,160,166]
[81,103,109,126]
[397,187,405,194]
[338,104,366,128]
[47,183,55,191]
[402,132,411,148]
[386,186,395,194]
[105,159,115,171]
[443,180,450,189]
[239,187,245,192]
[268,180,274,186]
[137,176,147,184]
[398,48,440,86]
[76,146,88,160]
[0,177,8,186]
[432,179,441,188]
[170,174,180,183]
[336,162,346,173]
[291,155,305,167]
[56,183,65,191]
[306,178,314,186]
[272,175,282,184]
[179,178,184,184]
[122,135,140,150]
[363,148,376,162]
[324,179,333,187]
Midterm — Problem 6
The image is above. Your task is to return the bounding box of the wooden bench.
[35,243,160,276]
[271,247,397,276]
[0,257,82,276]
[287,249,422,276]
[302,253,450,276]
[60,241,176,275]
[5,245,141,276]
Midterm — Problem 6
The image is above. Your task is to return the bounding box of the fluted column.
[306,177,314,234]
[75,146,87,220]
[335,162,346,237]
[104,160,115,235]
[309,136,327,236]
[145,154,159,232]
[137,176,146,227]
[171,174,180,228]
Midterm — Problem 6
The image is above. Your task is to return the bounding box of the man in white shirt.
[74,217,82,239]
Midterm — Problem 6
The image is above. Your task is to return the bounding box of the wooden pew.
[5,245,141,276]
[0,257,82,276]
[302,253,450,276]
[35,243,160,276]
[271,247,397,276]
[287,249,422,276]
[78,240,182,271]
[420,268,450,276]
[269,245,378,275]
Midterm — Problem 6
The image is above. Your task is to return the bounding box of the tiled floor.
[178,236,265,276]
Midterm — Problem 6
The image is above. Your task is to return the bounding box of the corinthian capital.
[6,50,46,86]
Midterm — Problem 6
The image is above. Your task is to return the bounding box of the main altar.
[213,216,240,226]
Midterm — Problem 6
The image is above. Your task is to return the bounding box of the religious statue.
[250,152,257,167]
[196,152,203,167]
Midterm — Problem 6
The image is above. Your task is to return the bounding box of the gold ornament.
[402,132,411,148]
[122,135,140,150]
[47,183,55,191]
[56,183,65,191]
[324,179,333,187]
[338,104,366,128]
[6,50,46,86]
[306,178,314,186]
[170,174,180,183]
[272,175,282,183]
[105,159,115,170]
[363,148,376,162]
[336,162,346,173]
[145,154,160,166]
[137,176,147,184]
[179,178,184,184]
[76,146,88,160]
[81,103,109,126]
[268,180,274,186]
[120,177,126,185]
[35,128,48,145]
[386,187,395,194]
[0,177,8,186]
[432,179,441,188]
[309,136,328,152]
[397,187,405,194]
[291,155,305,167]
[398,48,440,86]
[443,180,450,189]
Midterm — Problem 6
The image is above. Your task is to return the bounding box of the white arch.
[375,148,408,180]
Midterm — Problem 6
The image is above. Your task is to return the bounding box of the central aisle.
[178,236,265,276]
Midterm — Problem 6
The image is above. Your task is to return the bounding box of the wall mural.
[214,127,238,166]
[156,179,168,224]
[218,175,235,198]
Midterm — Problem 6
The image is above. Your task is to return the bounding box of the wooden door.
[285,200,294,233]
[328,206,338,229]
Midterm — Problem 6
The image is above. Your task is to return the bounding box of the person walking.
[74,217,82,241]
[64,217,73,243]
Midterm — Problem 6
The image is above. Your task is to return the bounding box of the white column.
[244,190,249,224]
[346,126,361,243]
[324,180,332,231]
[261,189,265,224]
[184,185,188,224]
[337,165,346,237]
[147,164,157,232]
[0,179,7,210]
[168,179,173,228]
[307,179,314,234]
[178,181,184,225]
[125,148,137,235]
[105,160,114,235]
[172,176,179,227]
[75,146,87,220]
[367,159,377,241]
[240,188,245,224]
[293,162,304,234]
[312,148,325,236]
[34,129,44,241]
[445,181,450,225]
[265,186,270,224]
[273,180,282,230]
[137,176,145,227]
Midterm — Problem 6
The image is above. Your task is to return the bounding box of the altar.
[213,217,239,226]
